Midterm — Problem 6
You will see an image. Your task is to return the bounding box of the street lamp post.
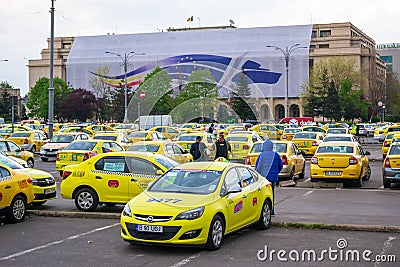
[266,44,307,118]
[48,0,55,139]
[105,51,144,123]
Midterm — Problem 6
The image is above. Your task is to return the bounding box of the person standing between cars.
[214,133,231,161]
[255,139,283,215]
[208,123,215,134]
[190,136,207,161]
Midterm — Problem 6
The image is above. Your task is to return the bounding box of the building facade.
[377,43,400,76]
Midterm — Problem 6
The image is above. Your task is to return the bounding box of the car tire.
[74,188,99,212]
[353,174,363,188]
[30,145,36,153]
[26,158,34,168]
[383,154,386,160]
[59,171,63,177]
[41,157,49,162]
[256,199,272,230]
[298,164,305,179]
[205,215,224,251]
[288,168,295,181]
[383,180,391,188]
[362,166,371,181]
[6,196,27,223]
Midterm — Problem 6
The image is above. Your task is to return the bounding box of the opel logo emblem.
[147,216,154,223]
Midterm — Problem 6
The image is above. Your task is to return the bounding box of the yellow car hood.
[17,168,52,179]
[43,143,68,149]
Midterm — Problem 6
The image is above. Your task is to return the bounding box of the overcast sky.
[0,0,398,95]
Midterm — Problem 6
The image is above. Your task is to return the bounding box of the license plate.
[302,141,309,147]
[234,144,239,148]
[45,188,56,194]
[136,224,163,233]
[325,171,342,176]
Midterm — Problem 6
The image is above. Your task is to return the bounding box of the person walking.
[190,136,208,161]
[255,140,283,215]
[208,123,215,134]
[214,133,231,161]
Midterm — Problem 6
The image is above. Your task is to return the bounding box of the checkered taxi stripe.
[91,170,158,179]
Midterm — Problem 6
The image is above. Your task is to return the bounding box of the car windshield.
[284,128,301,133]
[323,136,352,142]
[0,155,24,170]
[11,132,30,138]
[294,133,317,139]
[154,156,179,170]
[93,135,117,141]
[226,136,248,142]
[128,132,146,138]
[148,169,222,194]
[50,135,74,143]
[317,145,354,153]
[178,135,197,142]
[327,129,347,134]
[64,141,97,151]
[128,144,160,153]
[251,143,287,153]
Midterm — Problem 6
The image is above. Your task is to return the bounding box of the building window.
[311,31,317,38]
[319,44,329,49]
[310,44,316,49]
[320,30,331,37]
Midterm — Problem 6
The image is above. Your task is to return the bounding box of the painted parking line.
[304,178,311,182]
[170,254,202,267]
[0,223,119,261]
[301,190,314,197]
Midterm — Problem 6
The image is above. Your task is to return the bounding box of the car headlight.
[175,207,205,220]
[122,203,132,217]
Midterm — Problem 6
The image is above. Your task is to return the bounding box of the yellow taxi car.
[56,140,124,176]
[0,140,35,168]
[120,161,273,250]
[179,123,200,132]
[226,133,263,162]
[176,133,217,159]
[60,152,179,211]
[0,163,34,223]
[40,132,91,162]
[0,154,56,205]
[326,128,350,134]
[280,127,302,141]
[250,124,283,140]
[245,140,305,180]
[128,140,193,164]
[58,126,95,137]
[382,142,400,188]
[93,132,131,150]
[8,130,49,153]
[310,141,371,187]
[292,131,325,156]
[148,126,179,140]
[85,124,115,133]
[218,125,244,136]
[301,126,327,135]
[127,130,164,144]
[381,131,400,159]
[0,125,31,139]
[115,123,141,133]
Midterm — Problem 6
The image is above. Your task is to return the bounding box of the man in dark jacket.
[190,136,207,161]
[214,133,231,160]
[255,140,283,215]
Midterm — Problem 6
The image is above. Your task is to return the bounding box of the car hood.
[16,168,53,179]
[42,143,68,149]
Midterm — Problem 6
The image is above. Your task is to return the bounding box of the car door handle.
[5,185,11,189]
[242,194,247,199]
[95,176,102,180]
[131,178,137,182]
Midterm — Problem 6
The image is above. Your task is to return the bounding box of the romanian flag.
[187,16,193,22]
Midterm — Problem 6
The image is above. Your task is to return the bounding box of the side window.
[102,142,112,153]
[34,132,40,140]
[81,134,89,140]
[173,145,183,155]
[0,142,8,151]
[76,135,82,140]
[291,144,297,155]
[252,136,258,143]
[94,156,127,172]
[165,144,175,154]
[238,167,256,187]
[8,142,19,152]
[224,168,241,190]
[128,157,158,175]
[0,167,11,178]
[168,128,177,134]
[111,143,124,152]
[151,133,158,140]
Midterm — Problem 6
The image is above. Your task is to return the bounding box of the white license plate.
[234,144,239,148]
[136,224,163,233]
[45,188,56,194]
[325,171,342,176]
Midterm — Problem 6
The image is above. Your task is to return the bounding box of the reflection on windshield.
[0,155,24,169]
[129,145,159,153]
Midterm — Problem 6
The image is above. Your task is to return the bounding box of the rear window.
[65,141,97,151]
[93,135,117,141]
[128,144,160,153]
[294,133,317,139]
[226,136,248,142]
[178,135,197,142]
[388,145,400,155]
[128,132,146,138]
[284,128,301,133]
[50,135,74,143]
[11,132,30,138]
[323,136,352,142]
[250,143,286,153]
[327,128,347,134]
[317,146,354,153]
[387,127,400,133]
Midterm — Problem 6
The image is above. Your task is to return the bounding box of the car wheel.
[353,173,363,188]
[288,168,295,180]
[74,188,99,212]
[298,164,305,179]
[30,145,36,153]
[383,180,391,188]
[256,199,272,230]
[26,158,34,168]
[32,200,47,206]
[362,166,371,181]
[205,215,224,251]
[59,171,63,177]
[383,154,386,160]
[6,196,27,223]
[41,157,49,162]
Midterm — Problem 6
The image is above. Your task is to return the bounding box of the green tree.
[26,77,73,120]
[339,80,369,121]
[325,81,341,121]
[58,89,97,121]
[0,91,10,121]
[216,105,229,122]
[231,72,257,121]
[0,81,13,89]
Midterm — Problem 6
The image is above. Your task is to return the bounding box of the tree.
[0,81,13,89]
[58,89,97,121]
[230,72,257,121]
[339,79,369,121]
[26,77,73,120]
[325,81,341,121]
[385,72,400,116]
[0,91,10,121]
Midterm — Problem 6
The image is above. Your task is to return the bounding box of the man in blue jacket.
[255,140,283,215]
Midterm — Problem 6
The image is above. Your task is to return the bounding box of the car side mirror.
[15,148,21,152]
[227,184,242,195]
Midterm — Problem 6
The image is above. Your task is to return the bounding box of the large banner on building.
[66,25,312,98]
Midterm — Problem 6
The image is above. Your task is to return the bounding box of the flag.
[187,16,193,22]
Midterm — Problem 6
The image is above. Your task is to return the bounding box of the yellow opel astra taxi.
[120,161,273,250]
[310,141,371,187]
[0,163,34,223]
[60,152,179,211]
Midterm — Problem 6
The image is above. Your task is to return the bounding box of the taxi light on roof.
[310,157,318,164]
[349,157,358,165]
[384,157,391,168]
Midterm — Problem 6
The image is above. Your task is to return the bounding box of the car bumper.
[383,168,400,183]
[40,150,60,158]
[278,165,293,179]
[33,185,57,201]
[310,166,361,180]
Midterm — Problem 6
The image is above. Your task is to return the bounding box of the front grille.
[134,214,173,222]
[35,177,55,187]
[34,192,57,200]
[126,223,181,240]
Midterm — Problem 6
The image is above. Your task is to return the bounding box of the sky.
[0,0,398,96]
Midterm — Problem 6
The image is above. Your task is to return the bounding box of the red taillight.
[243,145,250,150]
[83,151,97,161]
[311,157,318,164]
[281,155,288,165]
[245,155,250,165]
[384,141,390,147]
[281,135,287,139]
[56,154,60,161]
[27,177,33,184]
[312,141,318,146]
[349,157,358,165]
[24,139,29,144]
[62,171,72,180]
[384,157,391,168]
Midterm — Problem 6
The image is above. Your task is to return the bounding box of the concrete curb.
[29,210,400,233]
